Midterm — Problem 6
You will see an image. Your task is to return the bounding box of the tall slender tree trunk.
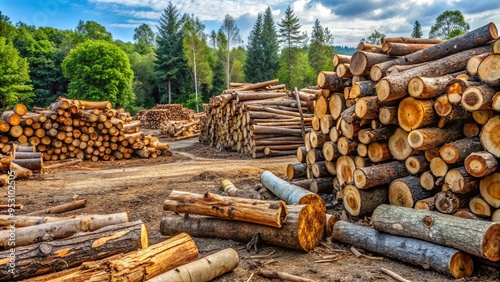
[193,46,199,113]
[168,79,172,104]
[226,46,230,89]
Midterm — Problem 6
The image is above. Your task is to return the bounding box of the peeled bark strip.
[388,128,416,160]
[353,161,409,189]
[376,44,492,102]
[465,151,499,178]
[480,173,500,208]
[0,220,146,281]
[260,171,325,211]
[461,85,497,111]
[408,75,454,99]
[405,155,429,175]
[287,162,308,180]
[389,176,434,208]
[478,54,500,86]
[408,127,461,151]
[28,233,198,282]
[146,248,239,282]
[398,97,438,132]
[331,220,473,278]
[0,212,129,248]
[415,197,436,211]
[160,205,325,252]
[372,204,500,261]
[480,115,500,157]
[163,190,287,228]
[469,196,493,218]
[434,191,470,214]
[439,137,483,164]
[343,184,388,217]
[27,199,88,215]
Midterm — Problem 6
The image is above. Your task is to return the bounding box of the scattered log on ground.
[256,268,318,282]
[26,199,87,215]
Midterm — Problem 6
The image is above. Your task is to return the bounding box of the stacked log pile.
[199,79,316,158]
[0,99,170,163]
[287,23,500,224]
[159,112,205,140]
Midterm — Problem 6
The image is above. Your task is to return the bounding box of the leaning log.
[260,171,325,211]
[163,190,287,228]
[146,248,239,282]
[331,220,473,278]
[160,204,325,252]
[371,204,500,261]
[0,220,146,281]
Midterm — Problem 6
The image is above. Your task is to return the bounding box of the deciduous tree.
[429,10,470,39]
[133,23,155,54]
[219,14,242,88]
[62,40,134,107]
[362,30,385,45]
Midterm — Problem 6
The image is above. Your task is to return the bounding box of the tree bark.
[383,42,435,56]
[408,75,454,99]
[0,220,146,281]
[434,190,470,214]
[343,184,388,217]
[331,220,473,278]
[353,161,409,189]
[309,177,334,194]
[163,190,287,228]
[358,126,395,145]
[27,199,88,216]
[408,127,461,151]
[405,155,429,174]
[287,162,308,180]
[465,151,499,178]
[160,204,325,252]
[372,204,500,261]
[389,176,435,208]
[260,171,325,211]
[439,137,483,164]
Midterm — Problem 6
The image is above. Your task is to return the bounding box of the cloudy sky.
[2,0,500,47]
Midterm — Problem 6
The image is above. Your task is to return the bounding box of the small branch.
[350,246,384,260]
[380,268,412,282]
[245,273,254,282]
[320,242,346,252]
[250,250,276,259]
[257,268,318,282]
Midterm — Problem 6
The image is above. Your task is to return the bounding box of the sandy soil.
[4,138,500,282]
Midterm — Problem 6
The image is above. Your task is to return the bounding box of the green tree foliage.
[230,47,246,83]
[0,37,34,109]
[308,19,334,74]
[244,13,264,83]
[155,1,189,104]
[73,20,113,44]
[278,6,307,87]
[183,15,212,112]
[62,40,134,107]
[0,12,15,40]
[429,10,470,39]
[219,14,242,88]
[133,23,155,54]
[13,24,63,107]
[261,7,279,81]
[128,52,157,108]
[277,48,314,89]
[362,30,385,45]
[207,30,228,97]
[411,21,423,38]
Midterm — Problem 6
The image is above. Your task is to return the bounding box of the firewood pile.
[138,104,194,129]
[0,99,170,163]
[280,23,500,277]
[199,79,318,158]
[159,112,204,140]
[0,200,238,282]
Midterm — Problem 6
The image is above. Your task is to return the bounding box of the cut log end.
[376,79,391,102]
[483,224,500,261]
[297,204,326,251]
[450,252,475,279]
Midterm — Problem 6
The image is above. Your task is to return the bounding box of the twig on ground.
[380,268,412,282]
[257,268,318,282]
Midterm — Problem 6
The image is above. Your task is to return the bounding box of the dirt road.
[6,139,500,281]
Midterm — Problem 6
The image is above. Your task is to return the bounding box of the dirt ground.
[5,137,500,282]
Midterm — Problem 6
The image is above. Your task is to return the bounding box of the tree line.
[0,4,471,112]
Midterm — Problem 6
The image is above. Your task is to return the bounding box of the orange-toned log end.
[483,224,500,261]
[398,97,436,132]
[298,193,326,212]
[297,204,326,251]
[325,214,340,237]
[449,252,474,278]
[481,116,500,157]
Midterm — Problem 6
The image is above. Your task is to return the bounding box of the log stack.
[199,79,316,158]
[159,112,205,140]
[0,99,170,163]
[287,23,500,223]
[139,104,201,135]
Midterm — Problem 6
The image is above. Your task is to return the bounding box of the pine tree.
[155,1,189,104]
[278,6,306,87]
[411,21,423,38]
[261,7,279,81]
[308,19,334,74]
[244,14,264,83]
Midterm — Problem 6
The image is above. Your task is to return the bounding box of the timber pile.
[0,99,170,162]
[199,79,316,158]
[287,23,500,223]
[159,112,205,140]
[139,104,196,129]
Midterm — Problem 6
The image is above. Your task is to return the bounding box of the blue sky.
[1,0,500,47]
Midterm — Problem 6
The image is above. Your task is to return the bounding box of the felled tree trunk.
[371,204,500,261]
[26,199,87,215]
[389,176,435,208]
[26,233,198,282]
[342,184,388,217]
[331,220,473,278]
[146,248,239,282]
[163,190,287,228]
[160,204,325,252]
[353,161,409,189]
[0,220,146,281]
[465,151,498,177]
